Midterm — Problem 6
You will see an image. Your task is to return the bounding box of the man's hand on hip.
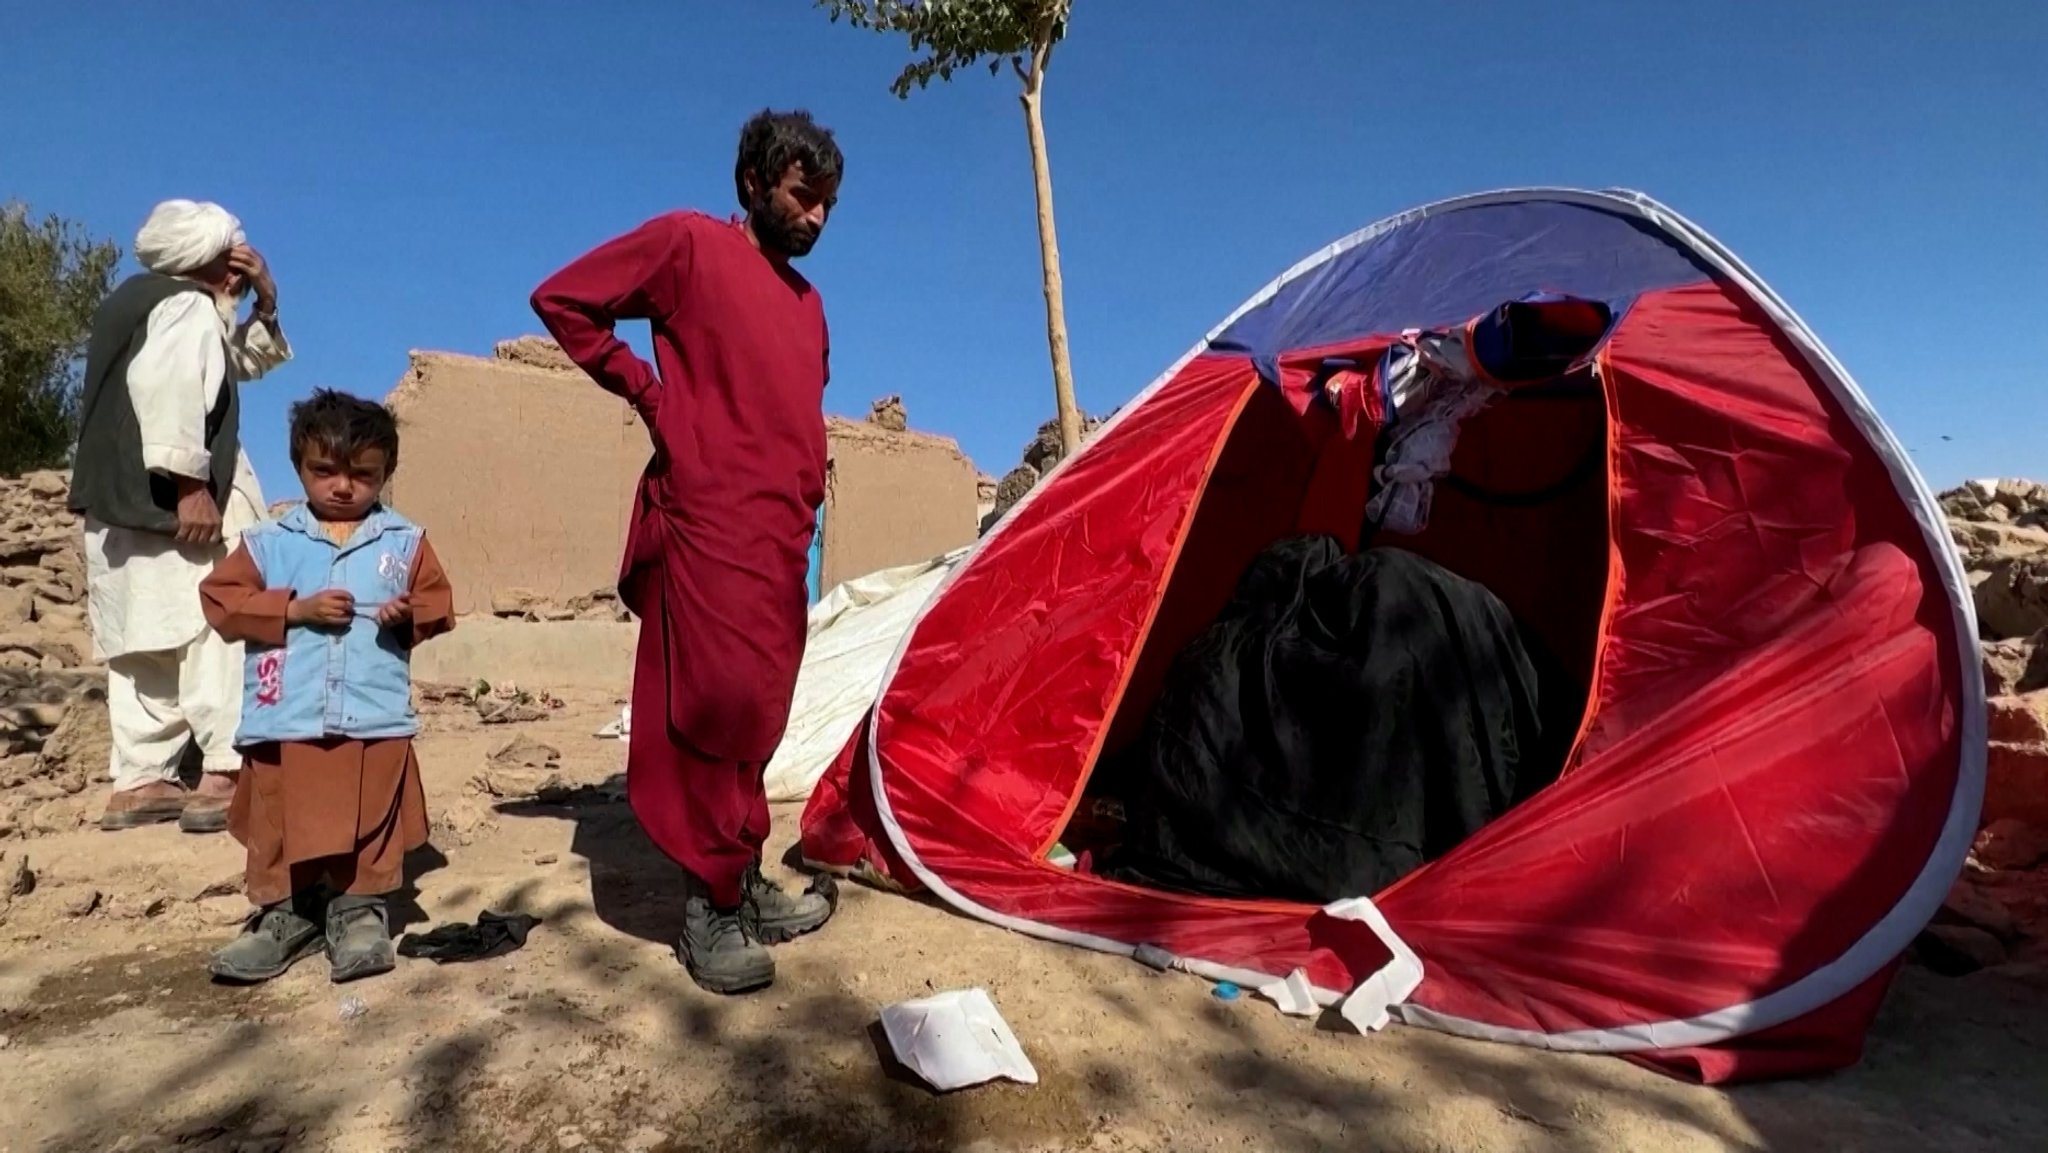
[174,477,223,545]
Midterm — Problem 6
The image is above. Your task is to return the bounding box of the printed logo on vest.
[378,550,410,585]
[255,650,285,707]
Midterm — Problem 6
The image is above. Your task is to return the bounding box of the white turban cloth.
[134,199,245,275]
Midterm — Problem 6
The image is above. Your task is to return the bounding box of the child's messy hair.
[289,389,400,473]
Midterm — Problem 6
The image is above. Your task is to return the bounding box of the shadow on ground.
[18,792,2048,1153]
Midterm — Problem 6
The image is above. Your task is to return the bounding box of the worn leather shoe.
[677,876,774,995]
[210,895,326,984]
[327,895,397,984]
[742,862,837,945]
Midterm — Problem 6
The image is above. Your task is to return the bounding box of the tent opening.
[1053,349,1614,906]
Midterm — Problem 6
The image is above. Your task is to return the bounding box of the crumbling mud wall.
[384,339,647,616]
[388,339,981,613]
[821,417,979,591]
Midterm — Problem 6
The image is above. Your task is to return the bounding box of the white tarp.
[763,547,969,801]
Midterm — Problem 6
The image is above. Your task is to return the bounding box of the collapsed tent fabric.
[765,549,967,801]
[799,189,1983,1084]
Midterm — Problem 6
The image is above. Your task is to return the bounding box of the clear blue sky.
[5,2,2043,497]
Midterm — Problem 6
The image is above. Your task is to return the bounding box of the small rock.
[30,800,84,835]
[478,697,550,725]
[34,687,111,782]
[1975,818,2048,872]
[866,394,909,432]
[489,734,561,771]
[1987,741,2048,828]
[2,701,67,729]
[197,895,251,926]
[1937,878,2019,940]
[490,587,548,618]
[181,869,245,903]
[6,854,31,897]
[107,893,169,920]
[0,1033,11,1050]
[61,889,101,918]
[534,853,559,866]
[473,767,571,804]
[624,1127,667,1153]
[1916,924,2008,975]
[1989,695,2048,744]
[23,471,67,499]
[556,1126,587,1150]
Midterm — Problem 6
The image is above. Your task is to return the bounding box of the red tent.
[800,190,1984,1084]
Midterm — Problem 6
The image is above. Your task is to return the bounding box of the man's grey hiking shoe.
[327,895,397,984]
[210,898,325,984]
[677,880,775,995]
[742,863,838,945]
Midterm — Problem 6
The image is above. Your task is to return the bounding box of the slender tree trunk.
[1021,42,1083,458]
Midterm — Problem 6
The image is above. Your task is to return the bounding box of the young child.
[199,389,453,984]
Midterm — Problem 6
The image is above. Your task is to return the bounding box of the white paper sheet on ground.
[1256,968,1320,1017]
[762,548,968,802]
[1323,896,1425,1034]
[593,704,630,740]
[879,987,1039,1092]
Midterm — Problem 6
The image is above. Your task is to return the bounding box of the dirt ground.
[3,691,2044,1153]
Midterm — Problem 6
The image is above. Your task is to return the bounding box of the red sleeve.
[529,213,687,415]
[200,543,290,647]
[405,535,455,648]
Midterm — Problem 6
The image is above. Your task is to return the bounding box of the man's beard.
[752,197,819,258]
[210,275,252,319]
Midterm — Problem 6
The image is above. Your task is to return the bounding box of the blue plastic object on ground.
[1213,982,1241,1001]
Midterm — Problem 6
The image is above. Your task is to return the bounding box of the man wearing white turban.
[69,199,291,833]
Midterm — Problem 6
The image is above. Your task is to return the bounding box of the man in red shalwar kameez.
[531,110,844,994]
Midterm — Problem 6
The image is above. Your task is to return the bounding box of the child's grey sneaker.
[326,895,396,984]
[677,879,775,995]
[210,900,325,984]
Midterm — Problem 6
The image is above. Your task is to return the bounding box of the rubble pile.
[0,471,106,840]
[983,412,1110,533]
[866,395,908,433]
[1927,478,2048,980]
[488,586,631,623]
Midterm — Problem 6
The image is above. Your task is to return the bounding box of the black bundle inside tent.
[1099,536,1575,905]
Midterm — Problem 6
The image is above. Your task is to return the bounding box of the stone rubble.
[982,411,1110,533]
[1922,478,2048,977]
[866,394,909,433]
[0,470,105,841]
[488,586,631,624]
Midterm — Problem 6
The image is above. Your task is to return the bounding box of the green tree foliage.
[0,203,121,474]
[820,1,1087,457]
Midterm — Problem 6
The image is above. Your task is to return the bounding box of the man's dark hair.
[734,109,843,208]
[288,388,401,473]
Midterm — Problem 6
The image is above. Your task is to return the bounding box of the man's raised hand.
[229,244,277,313]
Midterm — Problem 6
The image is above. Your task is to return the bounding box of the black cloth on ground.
[1099,536,1573,904]
[396,910,541,963]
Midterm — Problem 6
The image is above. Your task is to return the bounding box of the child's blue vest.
[235,504,424,747]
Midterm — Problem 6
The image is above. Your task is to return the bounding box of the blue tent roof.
[1209,196,1715,360]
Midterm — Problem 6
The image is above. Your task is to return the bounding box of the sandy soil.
[2,693,2044,1153]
